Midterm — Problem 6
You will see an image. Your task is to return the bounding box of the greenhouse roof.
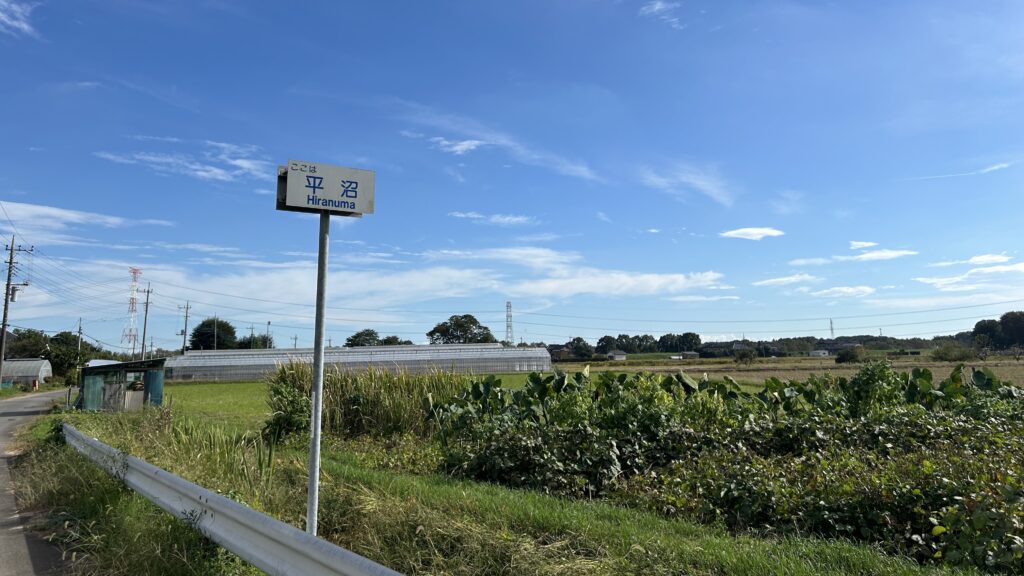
[1,358,53,379]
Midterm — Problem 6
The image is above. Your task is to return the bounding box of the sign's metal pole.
[305,211,330,536]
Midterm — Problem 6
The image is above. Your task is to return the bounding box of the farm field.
[15,361,1024,575]
[559,356,1024,386]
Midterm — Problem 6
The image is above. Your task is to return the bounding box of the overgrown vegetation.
[16,361,1024,574]
[421,364,1024,572]
[14,407,972,576]
[263,362,473,440]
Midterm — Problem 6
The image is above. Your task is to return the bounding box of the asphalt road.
[0,389,68,576]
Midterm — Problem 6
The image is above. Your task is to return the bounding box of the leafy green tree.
[516,341,546,348]
[345,329,381,347]
[427,315,497,344]
[238,334,274,349]
[596,335,617,354]
[999,311,1024,348]
[734,347,757,365]
[972,319,1002,348]
[189,318,237,350]
[5,328,49,359]
[680,332,701,351]
[565,337,594,359]
[380,335,413,346]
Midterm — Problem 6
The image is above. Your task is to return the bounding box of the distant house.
[548,346,573,361]
[677,351,700,360]
[809,350,830,358]
[607,350,627,361]
[1,358,53,387]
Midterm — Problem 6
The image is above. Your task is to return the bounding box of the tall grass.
[15,408,975,576]
[265,361,474,438]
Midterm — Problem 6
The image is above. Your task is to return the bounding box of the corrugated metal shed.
[164,344,551,382]
[1,358,54,384]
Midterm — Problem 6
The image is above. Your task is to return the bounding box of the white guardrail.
[63,424,403,576]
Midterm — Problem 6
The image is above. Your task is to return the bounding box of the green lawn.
[165,381,269,434]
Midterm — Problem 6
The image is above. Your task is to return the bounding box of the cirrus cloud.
[811,286,875,298]
[719,227,785,241]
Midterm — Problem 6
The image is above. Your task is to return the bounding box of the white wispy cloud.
[516,232,561,243]
[638,1,686,30]
[812,286,875,298]
[0,0,37,37]
[771,190,804,215]
[0,200,173,246]
[849,240,878,250]
[448,211,536,226]
[835,248,917,262]
[510,269,724,299]
[422,246,727,299]
[398,101,599,181]
[596,211,612,223]
[423,247,579,271]
[150,242,241,255]
[641,163,733,207]
[752,273,821,287]
[94,140,274,182]
[666,295,740,302]
[914,262,1024,292]
[902,161,1014,181]
[429,136,487,155]
[129,135,182,143]
[646,228,661,234]
[789,257,833,266]
[929,253,1012,267]
[719,227,784,241]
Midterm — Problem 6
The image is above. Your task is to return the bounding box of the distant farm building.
[164,343,552,382]
[606,350,627,361]
[671,351,700,360]
[809,350,830,358]
[1,358,53,387]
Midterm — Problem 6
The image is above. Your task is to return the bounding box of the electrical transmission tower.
[505,301,514,345]
[122,267,142,357]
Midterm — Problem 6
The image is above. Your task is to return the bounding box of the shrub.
[835,346,866,364]
[932,342,977,362]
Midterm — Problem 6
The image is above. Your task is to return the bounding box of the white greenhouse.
[164,343,551,382]
[1,358,53,387]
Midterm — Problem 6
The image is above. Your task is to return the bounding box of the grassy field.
[165,381,269,433]
[15,404,978,576]
[15,362,1021,575]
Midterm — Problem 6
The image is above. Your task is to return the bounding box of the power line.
[516,298,1024,324]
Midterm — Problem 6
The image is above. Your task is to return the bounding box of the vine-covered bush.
[429,363,1024,572]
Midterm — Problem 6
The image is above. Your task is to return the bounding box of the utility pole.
[265,321,271,349]
[327,337,332,348]
[139,282,152,360]
[149,338,154,358]
[292,335,298,349]
[76,317,82,365]
[0,236,33,383]
[249,324,256,344]
[178,301,190,354]
[214,314,218,351]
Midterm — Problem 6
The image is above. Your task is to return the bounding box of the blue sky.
[1,0,1023,351]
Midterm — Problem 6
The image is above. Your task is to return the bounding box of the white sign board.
[278,160,375,215]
